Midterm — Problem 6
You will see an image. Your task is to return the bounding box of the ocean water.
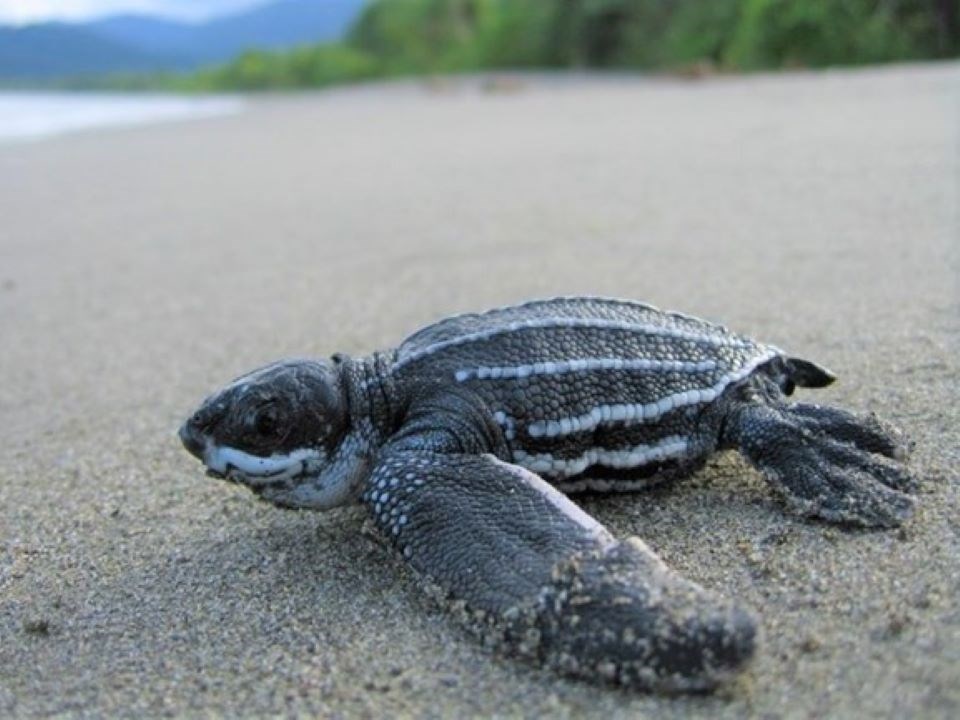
[0,92,243,143]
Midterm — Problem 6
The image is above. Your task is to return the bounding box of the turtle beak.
[179,422,229,480]
[179,397,226,462]
[178,420,207,461]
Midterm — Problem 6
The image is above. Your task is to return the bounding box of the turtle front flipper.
[721,393,917,527]
[365,439,757,691]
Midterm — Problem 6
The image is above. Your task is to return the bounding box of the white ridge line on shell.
[394,317,755,370]
[401,296,731,341]
[524,348,779,439]
[492,410,517,440]
[512,435,690,479]
[454,357,717,383]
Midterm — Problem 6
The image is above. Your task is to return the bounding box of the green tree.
[166,0,958,91]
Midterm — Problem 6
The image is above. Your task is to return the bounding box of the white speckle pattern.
[525,349,778,438]
[363,462,422,553]
[512,435,690,478]
[454,357,717,382]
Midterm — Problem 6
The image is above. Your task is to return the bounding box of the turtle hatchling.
[179,297,916,691]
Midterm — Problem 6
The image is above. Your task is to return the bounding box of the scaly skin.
[179,297,916,691]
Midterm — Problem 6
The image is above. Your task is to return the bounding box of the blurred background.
[1,0,957,91]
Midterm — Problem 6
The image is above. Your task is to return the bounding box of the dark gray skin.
[179,297,916,691]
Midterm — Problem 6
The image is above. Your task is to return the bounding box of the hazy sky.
[0,0,266,24]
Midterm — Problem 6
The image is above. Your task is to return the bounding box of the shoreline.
[0,91,243,143]
[3,59,959,145]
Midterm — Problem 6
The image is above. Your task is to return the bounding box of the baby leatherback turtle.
[179,297,915,691]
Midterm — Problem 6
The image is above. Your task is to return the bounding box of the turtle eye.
[253,406,280,438]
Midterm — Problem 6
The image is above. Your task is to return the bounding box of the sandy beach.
[1,63,958,718]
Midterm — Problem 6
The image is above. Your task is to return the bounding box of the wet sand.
[1,63,958,718]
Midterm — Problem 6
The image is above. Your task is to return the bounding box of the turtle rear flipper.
[721,394,917,527]
[788,402,913,461]
[365,436,756,690]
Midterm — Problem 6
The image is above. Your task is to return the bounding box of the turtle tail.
[785,357,836,388]
[765,356,836,396]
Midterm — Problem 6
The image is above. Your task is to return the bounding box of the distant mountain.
[0,23,179,78]
[88,0,367,64]
[86,15,196,56]
[0,0,367,79]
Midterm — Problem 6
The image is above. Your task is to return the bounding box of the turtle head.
[179,358,368,509]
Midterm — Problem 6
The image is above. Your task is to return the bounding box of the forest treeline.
[171,0,958,90]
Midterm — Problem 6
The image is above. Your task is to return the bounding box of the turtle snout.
[179,419,207,460]
[180,399,226,460]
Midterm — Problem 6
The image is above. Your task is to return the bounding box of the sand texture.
[1,63,958,718]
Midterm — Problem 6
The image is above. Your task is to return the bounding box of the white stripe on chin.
[204,445,324,480]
